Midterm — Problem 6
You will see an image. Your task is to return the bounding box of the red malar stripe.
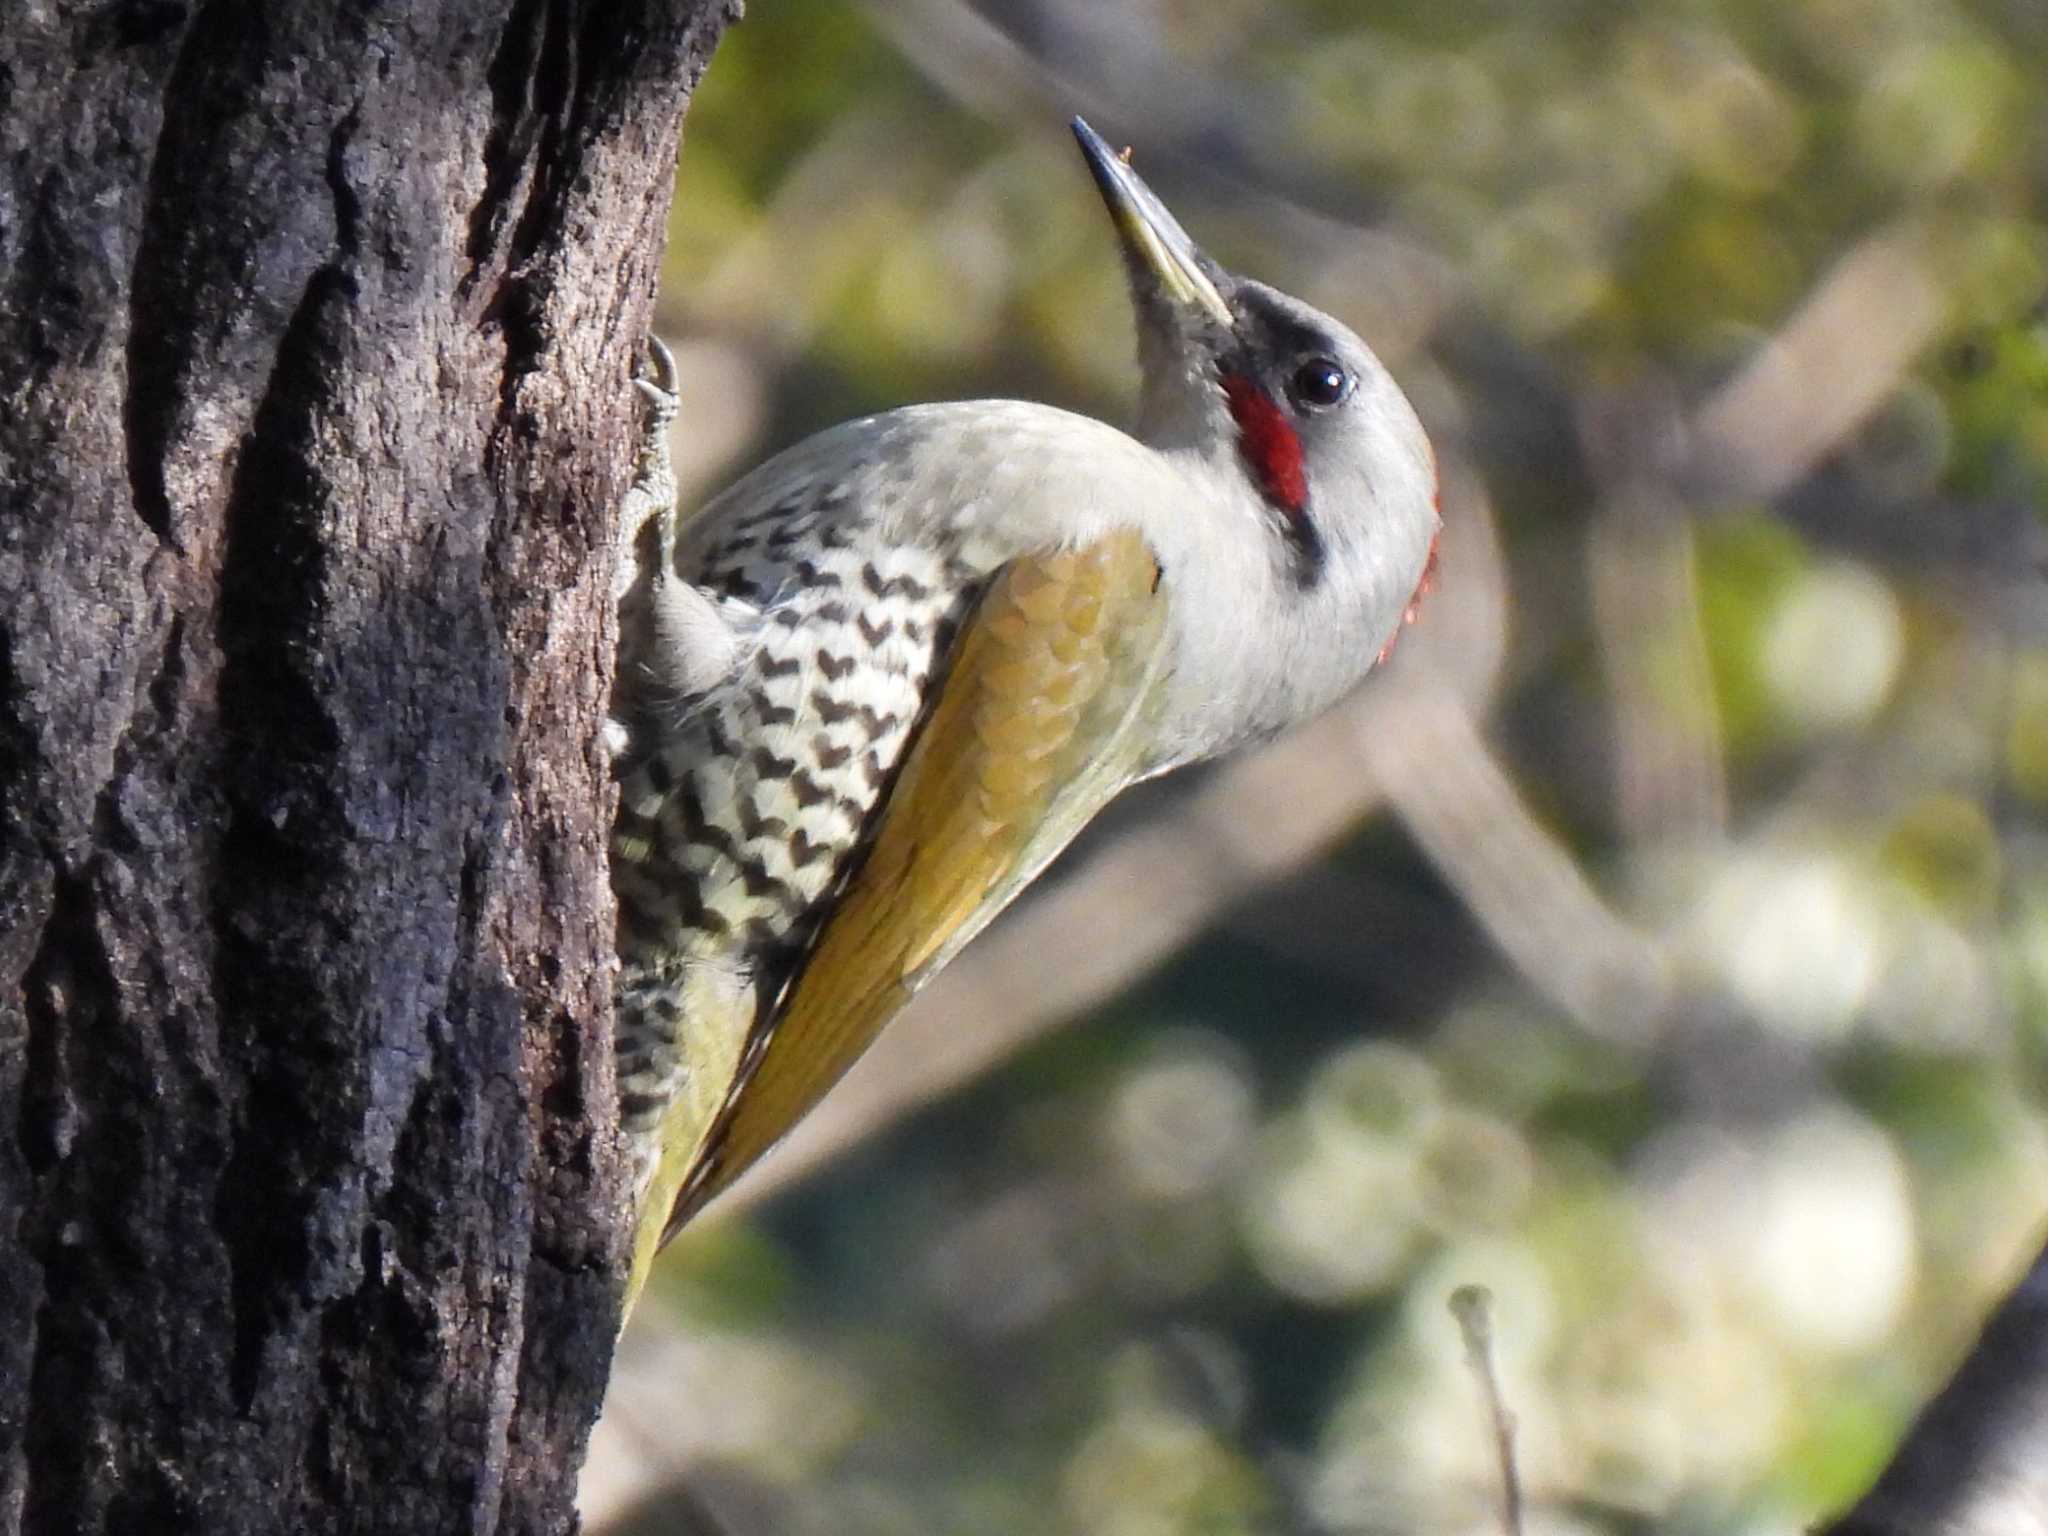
[1221,373,1308,516]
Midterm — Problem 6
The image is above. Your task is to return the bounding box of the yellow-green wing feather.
[665,530,1169,1237]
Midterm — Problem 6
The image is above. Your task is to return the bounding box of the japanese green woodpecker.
[609,119,1440,1308]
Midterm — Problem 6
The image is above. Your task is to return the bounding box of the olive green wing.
[665,529,1169,1237]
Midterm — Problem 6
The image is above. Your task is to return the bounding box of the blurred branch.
[686,109,942,355]
[1821,1231,2048,1536]
[860,0,1458,345]
[1361,670,1674,1036]
[1683,221,1945,503]
[1572,220,1956,912]
[1450,1287,1527,1536]
[1579,222,1946,866]
[1581,379,1729,848]
[1588,507,1728,844]
[583,1327,767,1532]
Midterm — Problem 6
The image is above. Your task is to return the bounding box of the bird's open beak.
[1072,117,1235,329]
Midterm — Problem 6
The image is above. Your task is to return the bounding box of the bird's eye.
[1289,357,1350,410]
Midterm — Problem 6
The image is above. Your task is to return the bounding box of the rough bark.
[0,2,736,1530]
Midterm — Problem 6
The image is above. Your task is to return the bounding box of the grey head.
[1071,117,1442,761]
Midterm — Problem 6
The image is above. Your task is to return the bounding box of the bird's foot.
[608,336,686,762]
[616,335,681,603]
[634,334,681,429]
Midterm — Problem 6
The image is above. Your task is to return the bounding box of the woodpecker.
[609,119,1440,1307]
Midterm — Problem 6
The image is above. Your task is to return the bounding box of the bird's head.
[1072,118,1440,737]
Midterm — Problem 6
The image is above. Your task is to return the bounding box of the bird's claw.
[634,335,681,422]
[617,334,683,606]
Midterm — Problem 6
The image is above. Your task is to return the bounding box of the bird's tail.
[616,956,757,1317]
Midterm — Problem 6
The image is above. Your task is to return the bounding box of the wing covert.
[666,529,1169,1234]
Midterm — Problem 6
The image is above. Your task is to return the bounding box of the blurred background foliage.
[589,0,2048,1531]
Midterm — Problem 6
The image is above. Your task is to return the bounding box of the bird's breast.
[612,400,1195,984]
[612,481,999,995]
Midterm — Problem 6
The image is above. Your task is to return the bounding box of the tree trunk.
[0,3,735,1529]
[1820,1231,2048,1536]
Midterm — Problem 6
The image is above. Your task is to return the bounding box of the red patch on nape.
[1377,526,1441,667]
[1221,373,1308,516]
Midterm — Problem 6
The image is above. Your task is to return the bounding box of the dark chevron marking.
[737,795,788,842]
[794,559,842,588]
[677,788,746,868]
[613,448,1036,1223]
[614,460,1019,1222]
[751,746,798,780]
[703,714,740,761]
[861,562,935,601]
[789,766,829,810]
[619,1089,667,1120]
[738,859,798,908]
